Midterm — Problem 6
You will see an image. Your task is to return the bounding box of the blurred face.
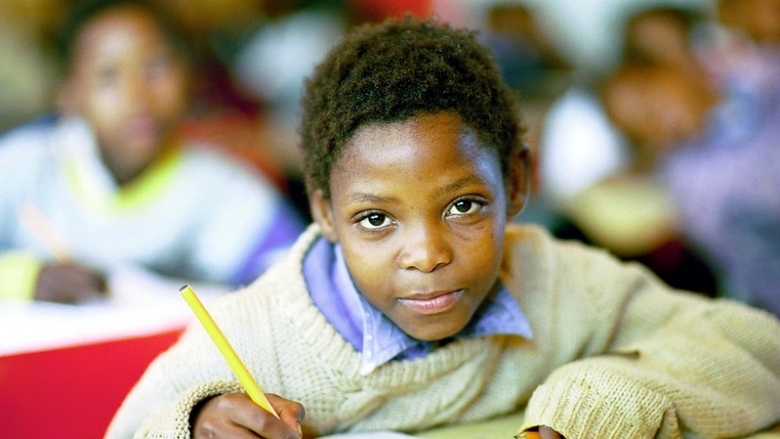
[605,67,713,153]
[310,112,528,341]
[720,0,780,45]
[627,14,691,66]
[63,6,188,184]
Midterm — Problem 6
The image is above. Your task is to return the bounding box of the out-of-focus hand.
[193,392,305,439]
[34,262,107,303]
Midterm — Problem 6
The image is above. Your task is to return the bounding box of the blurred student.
[714,0,780,47]
[481,2,571,97]
[621,5,710,81]
[603,0,780,317]
[697,0,780,146]
[106,16,780,439]
[539,5,707,213]
[663,74,780,318]
[0,0,305,304]
[537,5,717,294]
[602,57,780,318]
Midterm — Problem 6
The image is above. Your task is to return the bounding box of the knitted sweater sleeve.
[103,317,252,439]
[105,228,317,439]
[516,231,780,438]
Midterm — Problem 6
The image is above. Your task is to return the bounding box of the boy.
[0,0,305,303]
[106,16,780,439]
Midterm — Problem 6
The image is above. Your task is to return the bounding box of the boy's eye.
[447,199,481,216]
[358,212,392,230]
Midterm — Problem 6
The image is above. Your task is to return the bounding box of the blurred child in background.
[537,5,718,295]
[0,0,305,303]
[663,0,780,317]
[658,61,780,318]
[481,2,572,98]
[603,0,780,317]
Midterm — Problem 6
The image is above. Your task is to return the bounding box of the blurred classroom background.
[0,0,714,133]
[0,0,716,229]
[2,0,779,437]
[4,0,780,323]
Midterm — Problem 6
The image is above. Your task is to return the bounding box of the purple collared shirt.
[304,237,533,375]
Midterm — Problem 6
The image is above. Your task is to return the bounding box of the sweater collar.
[55,116,182,212]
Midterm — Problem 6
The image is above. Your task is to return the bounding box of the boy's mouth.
[398,290,464,315]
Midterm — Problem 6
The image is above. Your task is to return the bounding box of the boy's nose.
[397,224,453,273]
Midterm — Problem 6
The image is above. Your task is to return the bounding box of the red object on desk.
[0,328,183,439]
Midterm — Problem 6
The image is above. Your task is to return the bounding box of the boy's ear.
[309,188,338,242]
[506,144,531,218]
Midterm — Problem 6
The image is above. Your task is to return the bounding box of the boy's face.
[311,112,528,341]
[61,6,188,184]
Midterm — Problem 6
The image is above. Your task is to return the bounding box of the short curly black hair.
[300,15,526,199]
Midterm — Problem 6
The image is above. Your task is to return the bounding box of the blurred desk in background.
[0,266,226,439]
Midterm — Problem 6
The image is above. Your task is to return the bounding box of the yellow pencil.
[180,285,279,418]
[18,204,72,262]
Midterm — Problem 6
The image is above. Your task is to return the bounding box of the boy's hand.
[523,426,564,439]
[34,262,107,303]
[193,392,305,439]
[538,426,564,439]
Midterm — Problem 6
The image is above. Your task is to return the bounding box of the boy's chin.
[399,320,467,342]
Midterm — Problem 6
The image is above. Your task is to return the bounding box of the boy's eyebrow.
[348,176,488,204]
[438,176,485,196]
[348,192,395,204]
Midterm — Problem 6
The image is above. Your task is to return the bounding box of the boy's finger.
[538,426,564,439]
[223,394,301,439]
[194,420,260,439]
[267,393,306,435]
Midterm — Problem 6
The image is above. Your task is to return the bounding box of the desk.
[0,328,183,439]
[0,266,226,439]
[418,413,780,439]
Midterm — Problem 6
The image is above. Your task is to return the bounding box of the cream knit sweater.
[105,224,780,439]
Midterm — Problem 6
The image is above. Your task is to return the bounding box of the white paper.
[319,432,419,439]
[0,265,229,356]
